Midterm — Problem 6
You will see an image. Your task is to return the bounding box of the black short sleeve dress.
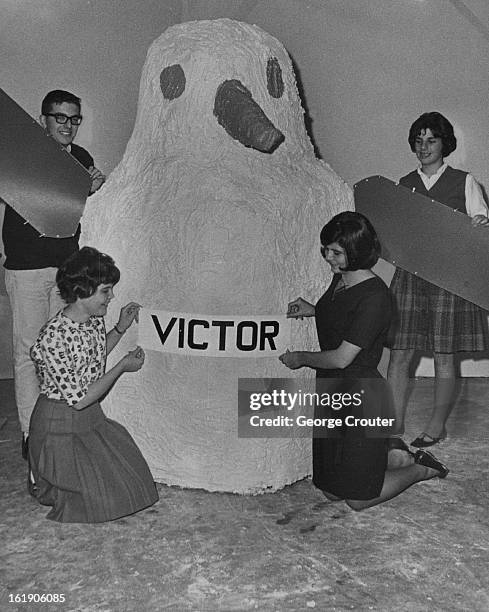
[312,274,393,500]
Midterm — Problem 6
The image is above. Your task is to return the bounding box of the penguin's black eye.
[267,57,284,99]
[160,64,186,100]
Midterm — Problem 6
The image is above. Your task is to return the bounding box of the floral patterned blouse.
[31,310,107,407]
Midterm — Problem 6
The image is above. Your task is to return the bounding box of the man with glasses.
[39,90,105,193]
[2,89,105,460]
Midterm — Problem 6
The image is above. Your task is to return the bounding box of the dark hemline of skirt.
[29,395,158,523]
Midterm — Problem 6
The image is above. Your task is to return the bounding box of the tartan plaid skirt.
[387,268,489,353]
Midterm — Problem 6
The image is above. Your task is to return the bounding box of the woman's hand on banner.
[279,349,305,369]
[121,346,145,372]
[117,302,142,333]
[286,297,315,320]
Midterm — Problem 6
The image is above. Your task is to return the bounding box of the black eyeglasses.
[45,113,83,126]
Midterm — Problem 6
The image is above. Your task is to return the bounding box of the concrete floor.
[1,377,488,612]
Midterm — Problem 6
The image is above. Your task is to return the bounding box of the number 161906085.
[9,593,66,604]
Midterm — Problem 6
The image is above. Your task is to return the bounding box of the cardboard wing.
[0,88,90,237]
[354,175,489,310]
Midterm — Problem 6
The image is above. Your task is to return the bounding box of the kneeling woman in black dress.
[279,211,448,511]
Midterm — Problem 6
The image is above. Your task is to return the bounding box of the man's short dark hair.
[408,112,456,158]
[320,211,381,271]
[56,247,120,303]
[41,90,81,115]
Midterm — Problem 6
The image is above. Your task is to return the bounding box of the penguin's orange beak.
[214,79,285,153]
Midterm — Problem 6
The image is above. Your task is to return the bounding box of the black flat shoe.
[411,432,446,448]
[414,450,449,479]
[21,435,29,461]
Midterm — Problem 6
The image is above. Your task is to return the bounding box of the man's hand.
[88,166,106,195]
[471,214,489,227]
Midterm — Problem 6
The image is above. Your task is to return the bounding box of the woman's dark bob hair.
[320,211,381,272]
[408,111,456,158]
[56,246,120,303]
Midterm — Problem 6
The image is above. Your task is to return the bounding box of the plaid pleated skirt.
[387,268,489,353]
[29,395,158,523]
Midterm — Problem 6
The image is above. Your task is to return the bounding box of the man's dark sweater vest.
[2,143,93,270]
[399,166,467,214]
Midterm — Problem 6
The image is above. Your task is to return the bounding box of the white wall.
[1,0,489,377]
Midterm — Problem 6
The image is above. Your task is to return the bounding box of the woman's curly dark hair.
[408,112,456,158]
[320,211,381,271]
[56,246,120,303]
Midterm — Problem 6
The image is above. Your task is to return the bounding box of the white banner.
[138,308,291,358]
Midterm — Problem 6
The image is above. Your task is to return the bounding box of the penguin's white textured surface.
[82,19,353,493]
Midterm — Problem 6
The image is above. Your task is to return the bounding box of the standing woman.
[280,212,448,511]
[387,112,489,448]
[29,247,158,522]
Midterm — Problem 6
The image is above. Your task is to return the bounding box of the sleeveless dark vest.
[400,166,467,214]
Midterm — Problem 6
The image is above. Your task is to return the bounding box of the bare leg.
[320,449,418,508]
[318,447,445,511]
[345,464,438,511]
[387,349,415,435]
[419,352,456,439]
[345,449,440,511]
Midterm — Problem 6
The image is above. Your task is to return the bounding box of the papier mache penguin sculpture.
[82,19,353,493]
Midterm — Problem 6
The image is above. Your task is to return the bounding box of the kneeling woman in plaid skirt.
[387,112,489,448]
[29,247,158,522]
